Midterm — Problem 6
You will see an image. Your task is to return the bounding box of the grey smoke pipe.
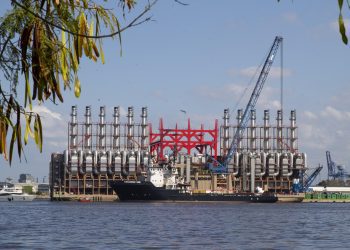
[250,109,256,152]
[290,110,296,151]
[141,107,148,150]
[127,107,134,150]
[223,109,230,155]
[84,106,92,149]
[98,106,106,149]
[236,109,243,152]
[112,107,120,150]
[70,106,78,149]
[277,110,283,152]
[263,110,270,152]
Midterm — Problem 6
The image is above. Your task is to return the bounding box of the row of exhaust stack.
[221,108,306,176]
[64,106,150,176]
[63,105,306,177]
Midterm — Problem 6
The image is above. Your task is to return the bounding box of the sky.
[1,0,350,182]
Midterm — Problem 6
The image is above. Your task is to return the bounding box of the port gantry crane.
[326,151,350,180]
[209,36,283,173]
[326,151,337,179]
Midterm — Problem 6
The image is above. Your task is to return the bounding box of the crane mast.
[211,36,283,173]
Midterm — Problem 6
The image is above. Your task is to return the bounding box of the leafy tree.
[0,0,156,164]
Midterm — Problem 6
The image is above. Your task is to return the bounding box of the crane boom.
[210,36,283,173]
[302,165,323,192]
[326,151,336,179]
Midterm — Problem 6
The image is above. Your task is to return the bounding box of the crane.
[302,165,323,192]
[326,151,336,179]
[209,36,283,173]
[291,165,323,193]
[326,151,350,180]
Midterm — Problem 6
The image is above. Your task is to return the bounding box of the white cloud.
[29,105,67,146]
[303,111,318,120]
[320,106,350,121]
[31,105,62,121]
[239,66,292,78]
[197,83,247,101]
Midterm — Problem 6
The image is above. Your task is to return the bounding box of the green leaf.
[339,14,348,44]
[24,114,33,145]
[339,0,344,10]
[99,41,105,64]
[16,104,22,159]
[36,114,43,152]
[24,70,32,109]
[9,129,16,166]
[74,76,81,97]
[34,116,39,145]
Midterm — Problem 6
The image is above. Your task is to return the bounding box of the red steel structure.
[149,118,219,161]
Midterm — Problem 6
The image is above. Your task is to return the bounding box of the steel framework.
[149,118,219,161]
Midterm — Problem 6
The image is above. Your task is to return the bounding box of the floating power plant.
[49,36,310,201]
[49,105,307,199]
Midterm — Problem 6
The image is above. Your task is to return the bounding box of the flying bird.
[180,109,187,114]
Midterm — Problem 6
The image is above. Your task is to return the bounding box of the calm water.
[0,201,350,249]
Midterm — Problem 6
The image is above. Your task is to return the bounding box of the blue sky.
[1,0,350,182]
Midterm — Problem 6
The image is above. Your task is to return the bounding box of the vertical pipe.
[263,110,270,153]
[290,110,296,151]
[70,106,78,149]
[84,106,92,150]
[250,109,256,152]
[98,106,106,150]
[112,107,120,150]
[250,155,255,193]
[186,155,191,184]
[227,174,233,191]
[127,107,134,150]
[277,110,283,152]
[141,107,148,151]
[223,108,230,156]
[237,109,243,152]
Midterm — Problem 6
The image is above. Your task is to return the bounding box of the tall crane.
[209,36,283,173]
[326,151,336,179]
[292,165,323,193]
[326,151,350,180]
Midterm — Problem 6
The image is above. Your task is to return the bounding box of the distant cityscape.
[0,173,49,195]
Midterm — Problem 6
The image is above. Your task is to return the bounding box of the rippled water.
[1,201,350,249]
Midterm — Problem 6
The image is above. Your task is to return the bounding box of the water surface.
[0,201,349,249]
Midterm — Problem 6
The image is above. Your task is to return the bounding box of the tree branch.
[0,36,11,59]
[12,0,158,39]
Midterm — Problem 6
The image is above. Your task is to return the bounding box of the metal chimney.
[141,107,148,150]
[250,109,256,152]
[263,110,270,152]
[290,110,297,151]
[69,106,78,149]
[112,106,120,150]
[127,106,134,150]
[98,106,106,150]
[277,110,283,152]
[236,109,243,152]
[223,109,230,156]
[84,106,92,150]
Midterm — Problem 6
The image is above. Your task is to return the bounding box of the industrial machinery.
[298,165,323,192]
[326,151,350,180]
[209,36,283,173]
[50,36,308,198]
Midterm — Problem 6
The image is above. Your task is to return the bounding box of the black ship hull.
[109,180,278,203]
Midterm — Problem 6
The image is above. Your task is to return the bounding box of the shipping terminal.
[49,37,319,202]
